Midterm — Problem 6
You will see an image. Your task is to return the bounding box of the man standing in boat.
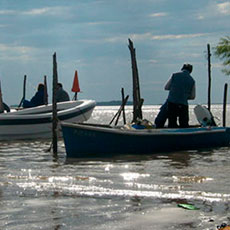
[164,63,196,128]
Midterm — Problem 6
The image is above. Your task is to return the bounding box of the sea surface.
[0,104,230,230]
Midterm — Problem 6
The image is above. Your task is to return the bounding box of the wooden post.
[109,94,129,126]
[0,81,4,113]
[18,75,27,108]
[114,95,129,126]
[44,75,48,105]
[73,93,77,100]
[128,39,143,123]
[207,44,211,111]
[52,53,58,154]
[121,88,126,125]
[223,83,228,127]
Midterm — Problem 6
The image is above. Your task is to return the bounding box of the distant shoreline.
[95,101,223,106]
[96,101,133,106]
[10,101,224,107]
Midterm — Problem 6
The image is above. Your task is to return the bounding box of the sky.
[0,0,230,106]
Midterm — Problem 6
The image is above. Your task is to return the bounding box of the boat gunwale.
[61,122,229,136]
[0,100,96,120]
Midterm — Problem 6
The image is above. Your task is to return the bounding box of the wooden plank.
[18,75,27,108]
[0,81,4,113]
[121,88,126,124]
[128,39,143,122]
[207,44,211,111]
[44,75,48,105]
[109,95,129,126]
[52,53,58,154]
[223,83,228,127]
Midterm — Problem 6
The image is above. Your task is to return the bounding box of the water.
[1,105,230,230]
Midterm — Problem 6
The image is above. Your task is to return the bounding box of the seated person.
[23,83,45,108]
[56,83,70,102]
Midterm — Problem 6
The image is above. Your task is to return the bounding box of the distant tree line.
[96,100,133,106]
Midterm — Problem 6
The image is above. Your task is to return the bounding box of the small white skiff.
[0,100,96,140]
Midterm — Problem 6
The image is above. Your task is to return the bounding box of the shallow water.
[0,105,230,230]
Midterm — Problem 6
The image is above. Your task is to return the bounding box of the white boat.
[0,100,96,140]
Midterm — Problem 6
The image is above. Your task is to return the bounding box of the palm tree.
[214,36,230,76]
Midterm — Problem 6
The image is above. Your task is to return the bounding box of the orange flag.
[71,70,80,93]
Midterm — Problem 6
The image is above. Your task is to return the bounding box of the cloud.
[149,12,168,17]
[0,6,70,17]
[84,21,116,26]
[23,8,52,15]
[149,33,206,40]
[0,43,31,53]
[0,43,37,62]
[196,1,230,19]
[212,62,223,68]
[22,6,70,16]
[0,10,15,15]
[104,32,207,43]
[217,2,230,15]
[148,59,158,64]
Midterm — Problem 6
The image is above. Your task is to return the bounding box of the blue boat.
[61,122,230,158]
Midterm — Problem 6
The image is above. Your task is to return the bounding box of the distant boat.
[61,122,230,158]
[0,100,96,140]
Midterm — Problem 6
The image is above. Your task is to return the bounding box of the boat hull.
[0,100,96,140]
[61,123,230,158]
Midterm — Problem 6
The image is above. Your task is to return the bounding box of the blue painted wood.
[61,123,230,158]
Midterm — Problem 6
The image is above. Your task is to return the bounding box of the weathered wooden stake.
[223,83,228,127]
[121,88,126,125]
[18,75,27,108]
[114,95,129,126]
[52,53,58,154]
[128,39,143,123]
[44,75,48,105]
[0,81,4,113]
[207,44,211,111]
[109,94,129,126]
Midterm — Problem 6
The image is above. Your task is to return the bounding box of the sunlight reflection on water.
[0,105,230,229]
